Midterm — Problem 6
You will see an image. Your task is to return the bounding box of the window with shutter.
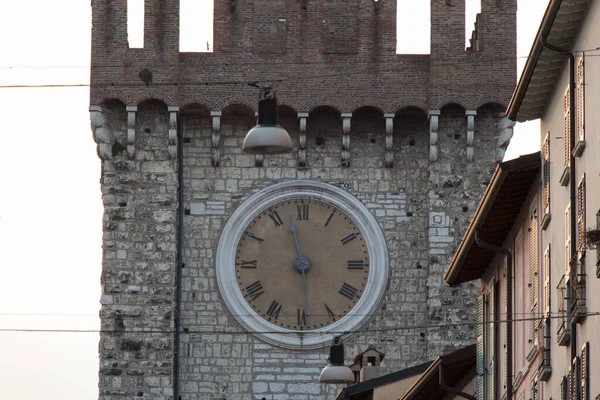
[557,273,570,346]
[581,342,589,400]
[569,357,578,400]
[504,263,510,396]
[564,87,571,167]
[531,379,539,400]
[577,175,586,253]
[530,210,539,346]
[566,205,572,276]
[577,56,585,142]
[542,132,551,225]
[561,375,568,400]
[476,294,485,400]
[488,280,497,400]
[539,316,552,381]
[544,244,551,316]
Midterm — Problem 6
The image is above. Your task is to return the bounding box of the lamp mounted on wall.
[242,85,293,155]
[319,337,355,384]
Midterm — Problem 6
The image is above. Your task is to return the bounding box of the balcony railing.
[538,317,552,381]
[557,274,570,346]
[569,257,587,324]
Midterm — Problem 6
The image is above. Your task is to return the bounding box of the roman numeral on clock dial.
[325,304,336,321]
[267,209,283,228]
[296,204,309,220]
[324,210,336,227]
[266,300,282,320]
[244,281,265,301]
[339,282,359,300]
[297,309,308,326]
[347,260,365,269]
[238,259,257,269]
[340,233,358,245]
[244,231,264,243]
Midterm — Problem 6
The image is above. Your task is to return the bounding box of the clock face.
[216,180,388,349]
[235,198,370,331]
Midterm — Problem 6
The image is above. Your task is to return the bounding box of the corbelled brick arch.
[389,100,429,116]
[134,90,175,107]
[348,102,386,115]
[179,97,216,113]
[274,97,301,115]
[92,91,133,107]
[303,99,345,114]
[435,94,473,111]
[215,96,258,113]
[474,98,508,111]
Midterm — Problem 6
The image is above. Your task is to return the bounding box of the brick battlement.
[91,0,516,112]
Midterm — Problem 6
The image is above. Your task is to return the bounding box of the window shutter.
[564,86,571,167]
[544,244,551,315]
[504,264,510,396]
[488,280,496,400]
[577,56,585,141]
[561,375,567,400]
[565,205,571,276]
[542,132,551,215]
[569,357,578,400]
[476,294,485,400]
[577,175,586,252]
[581,342,589,400]
[531,379,539,400]
[530,212,539,344]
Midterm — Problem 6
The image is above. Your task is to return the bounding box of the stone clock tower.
[90,1,517,399]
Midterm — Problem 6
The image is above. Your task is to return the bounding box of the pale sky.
[0,1,544,398]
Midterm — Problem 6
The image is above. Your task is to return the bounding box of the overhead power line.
[1,311,598,336]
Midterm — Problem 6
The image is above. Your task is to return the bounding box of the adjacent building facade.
[89,1,517,399]
[445,1,599,399]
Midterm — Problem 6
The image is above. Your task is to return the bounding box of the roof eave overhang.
[507,0,590,122]
[444,152,541,286]
[399,345,476,400]
[506,0,563,122]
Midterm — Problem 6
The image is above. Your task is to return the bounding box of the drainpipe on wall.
[539,35,577,361]
[174,114,184,400]
[474,231,512,400]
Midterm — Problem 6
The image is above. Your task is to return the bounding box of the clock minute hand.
[301,269,308,325]
[288,216,303,256]
[289,215,309,325]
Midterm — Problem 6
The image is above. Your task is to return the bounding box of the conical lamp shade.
[319,338,355,384]
[242,95,293,155]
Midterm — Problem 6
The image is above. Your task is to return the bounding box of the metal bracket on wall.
[126,106,137,159]
[211,111,221,167]
[428,109,441,162]
[341,113,352,167]
[466,110,477,162]
[384,113,394,168]
[254,111,264,167]
[298,112,308,167]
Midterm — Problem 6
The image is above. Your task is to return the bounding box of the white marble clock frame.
[215,180,389,349]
